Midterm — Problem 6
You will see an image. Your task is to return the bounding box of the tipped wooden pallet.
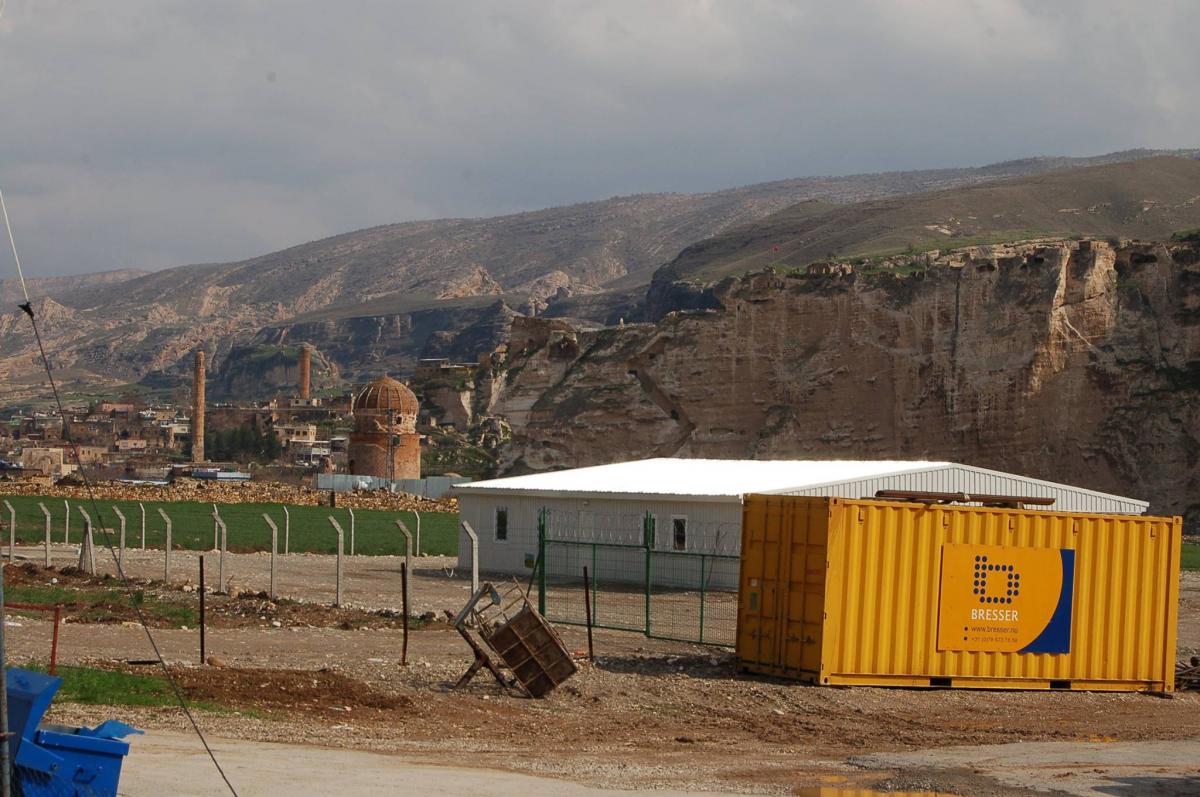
[452,580,577,698]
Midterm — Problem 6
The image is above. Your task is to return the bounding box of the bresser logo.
[937,544,1075,654]
[970,555,1020,621]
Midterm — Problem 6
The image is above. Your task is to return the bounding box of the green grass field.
[25,663,182,707]
[1183,541,1200,571]
[0,495,457,557]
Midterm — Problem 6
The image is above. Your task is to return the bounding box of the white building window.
[672,517,687,551]
[495,507,508,542]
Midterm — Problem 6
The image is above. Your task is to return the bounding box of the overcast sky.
[0,1,1197,277]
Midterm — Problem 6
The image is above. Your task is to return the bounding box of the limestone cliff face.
[253,299,517,386]
[492,239,1200,526]
[212,345,340,401]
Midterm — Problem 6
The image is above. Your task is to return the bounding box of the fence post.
[139,502,146,549]
[86,518,97,575]
[583,565,594,662]
[76,507,96,575]
[112,506,126,574]
[643,511,653,638]
[211,507,224,588]
[38,502,50,567]
[394,520,413,614]
[199,556,206,664]
[3,500,14,562]
[410,510,421,557]
[400,562,409,666]
[156,507,172,582]
[282,506,290,555]
[262,514,278,601]
[698,554,706,645]
[62,499,69,544]
[537,509,546,616]
[460,521,479,595]
[348,508,355,557]
[216,518,228,594]
[328,517,346,607]
[50,607,61,675]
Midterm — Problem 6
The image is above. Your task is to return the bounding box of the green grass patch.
[25,663,178,707]
[21,663,234,713]
[7,583,195,626]
[0,495,458,558]
[1182,541,1200,571]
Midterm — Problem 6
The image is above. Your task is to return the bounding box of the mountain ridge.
[2,148,1198,403]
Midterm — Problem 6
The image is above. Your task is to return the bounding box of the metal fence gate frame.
[533,509,739,647]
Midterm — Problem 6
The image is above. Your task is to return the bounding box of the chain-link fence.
[533,509,739,646]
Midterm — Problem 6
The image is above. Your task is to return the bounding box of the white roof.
[455,458,953,499]
[452,457,1149,513]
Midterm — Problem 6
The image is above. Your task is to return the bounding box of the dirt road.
[119,733,1200,797]
[858,740,1200,796]
[120,731,752,797]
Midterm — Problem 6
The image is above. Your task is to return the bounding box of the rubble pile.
[0,477,456,513]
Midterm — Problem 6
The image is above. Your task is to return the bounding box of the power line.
[0,190,29,304]
[2,189,240,796]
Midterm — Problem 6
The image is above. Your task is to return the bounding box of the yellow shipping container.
[737,495,1181,691]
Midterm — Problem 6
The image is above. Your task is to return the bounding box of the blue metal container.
[6,668,140,797]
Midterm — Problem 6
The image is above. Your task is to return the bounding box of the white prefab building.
[453,458,1148,586]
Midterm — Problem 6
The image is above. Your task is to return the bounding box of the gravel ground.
[4,547,1199,795]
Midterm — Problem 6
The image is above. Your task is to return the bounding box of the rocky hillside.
[2,149,1195,403]
[656,156,1200,287]
[487,238,1200,526]
[0,268,147,305]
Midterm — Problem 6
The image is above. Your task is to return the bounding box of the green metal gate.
[534,510,739,646]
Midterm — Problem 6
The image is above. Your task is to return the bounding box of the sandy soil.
[119,731,753,797]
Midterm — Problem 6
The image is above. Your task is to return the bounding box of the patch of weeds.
[7,584,196,627]
[1182,542,1200,572]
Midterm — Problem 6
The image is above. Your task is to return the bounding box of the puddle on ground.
[794,790,959,797]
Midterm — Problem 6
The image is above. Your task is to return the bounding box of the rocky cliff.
[490,238,1200,526]
[212,344,340,400]
[4,150,1194,404]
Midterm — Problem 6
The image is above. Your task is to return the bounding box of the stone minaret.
[192,350,206,463]
[298,344,312,400]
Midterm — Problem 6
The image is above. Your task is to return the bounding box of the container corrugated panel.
[737,495,1181,691]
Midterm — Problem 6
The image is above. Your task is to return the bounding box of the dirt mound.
[170,666,412,718]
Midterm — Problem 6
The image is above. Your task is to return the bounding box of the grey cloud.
[0,0,1197,276]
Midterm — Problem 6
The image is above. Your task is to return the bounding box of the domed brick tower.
[348,376,421,479]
